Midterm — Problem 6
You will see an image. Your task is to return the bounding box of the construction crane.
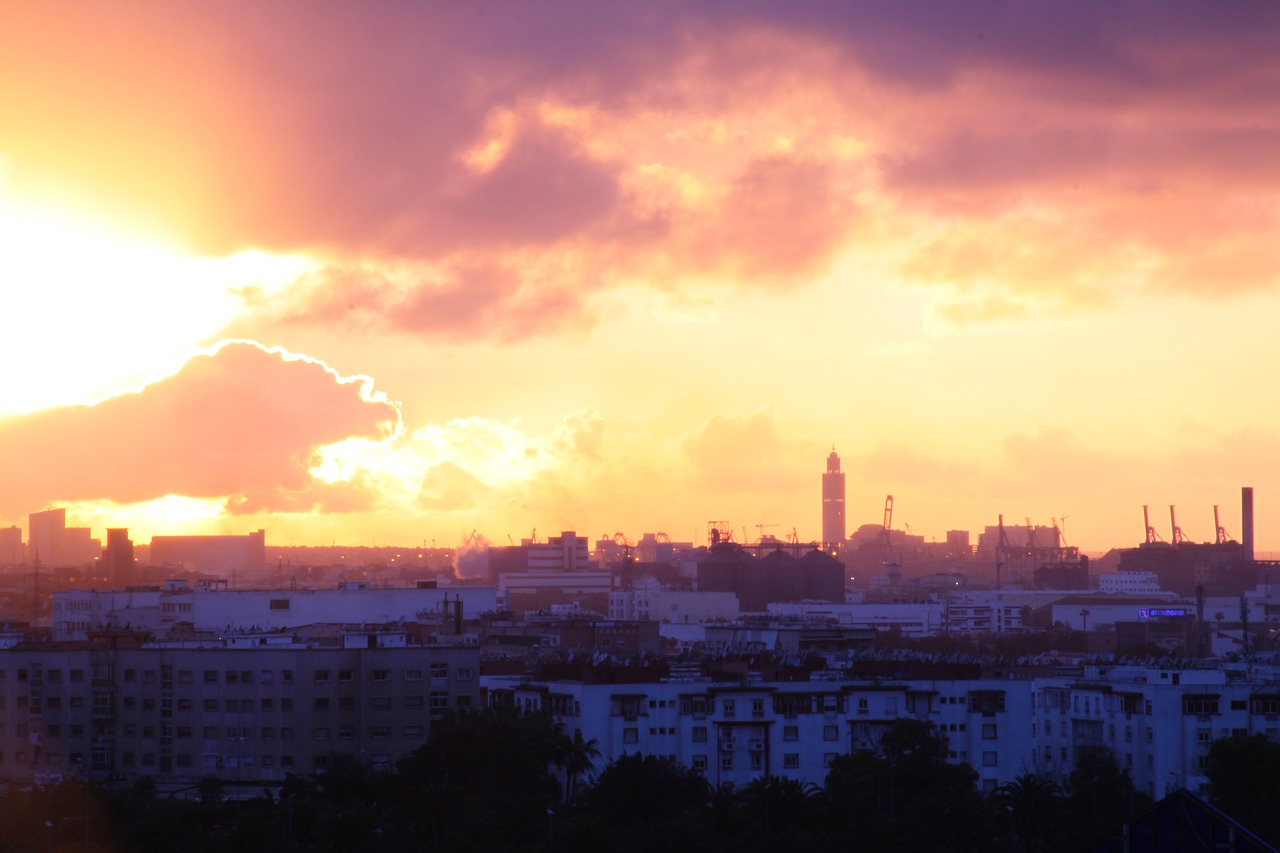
[1214,505,1235,545]
[654,532,671,543]
[1143,506,1164,544]
[1170,506,1189,544]
[755,523,779,543]
[1025,517,1040,551]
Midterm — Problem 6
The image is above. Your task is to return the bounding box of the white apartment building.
[486,675,1036,792]
[487,663,1280,798]
[609,589,740,623]
[766,602,945,637]
[1098,572,1162,594]
[944,593,1027,633]
[0,633,480,789]
[53,582,499,641]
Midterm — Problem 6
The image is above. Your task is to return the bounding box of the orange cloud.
[0,341,399,516]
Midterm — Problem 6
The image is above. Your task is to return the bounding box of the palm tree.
[996,774,1065,853]
[560,728,601,803]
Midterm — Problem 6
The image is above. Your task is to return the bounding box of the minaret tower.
[822,448,846,553]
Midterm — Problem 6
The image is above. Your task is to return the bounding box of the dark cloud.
[8,0,1280,334]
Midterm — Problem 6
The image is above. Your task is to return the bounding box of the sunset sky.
[3,1,1279,554]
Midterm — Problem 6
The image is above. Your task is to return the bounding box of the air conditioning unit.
[720,740,736,752]
[748,741,764,752]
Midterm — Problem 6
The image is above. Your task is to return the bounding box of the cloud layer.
[0,342,399,516]
[8,1,1280,343]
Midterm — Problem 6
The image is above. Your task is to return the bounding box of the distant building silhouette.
[822,449,845,552]
[0,526,22,566]
[102,528,137,588]
[27,507,100,567]
[150,530,265,575]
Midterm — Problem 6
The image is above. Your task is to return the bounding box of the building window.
[431,663,449,680]
[456,667,474,682]
[823,725,838,742]
[403,696,424,710]
[1183,697,1220,716]
[692,726,708,742]
[370,726,391,740]
[722,755,733,770]
[430,692,449,711]
[692,755,707,771]
[403,725,424,739]
[314,670,331,683]
[312,728,331,741]
[982,724,997,740]
[337,726,354,741]
[338,670,354,683]
[269,599,290,610]
[783,726,799,742]
[371,697,392,710]
[624,728,638,744]
[404,669,423,682]
[723,700,735,718]
[204,670,218,684]
[982,751,998,767]
[372,669,391,682]
[784,753,800,769]
[282,670,294,684]
[314,698,331,711]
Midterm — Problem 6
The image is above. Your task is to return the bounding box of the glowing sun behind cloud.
[0,184,314,415]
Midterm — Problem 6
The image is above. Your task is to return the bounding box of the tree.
[1064,747,1150,850]
[393,704,564,849]
[1206,733,1280,846]
[558,728,601,803]
[995,774,1065,853]
[825,719,990,853]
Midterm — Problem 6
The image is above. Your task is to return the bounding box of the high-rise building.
[102,528,137,587]
[822,449,845,551]
[28,508,65,567]
[0,526,22,566]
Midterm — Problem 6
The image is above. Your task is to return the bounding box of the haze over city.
[4,1,1280,554]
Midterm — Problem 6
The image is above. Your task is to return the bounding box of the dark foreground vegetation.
[1,706,1275,852]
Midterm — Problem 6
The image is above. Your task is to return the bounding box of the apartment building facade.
[487,664,1280,797]
[0,633,480,789]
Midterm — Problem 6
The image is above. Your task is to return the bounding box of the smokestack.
[1242,486,1255,562]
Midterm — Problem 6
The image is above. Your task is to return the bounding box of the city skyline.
[4,3,1280,553]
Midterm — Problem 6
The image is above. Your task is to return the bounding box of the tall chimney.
[1242,486,1255,562]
